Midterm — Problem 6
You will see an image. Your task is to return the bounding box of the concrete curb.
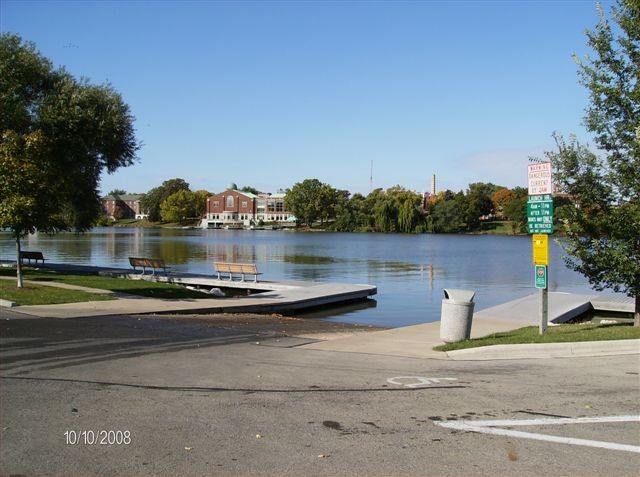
[446,339,640,361]
[0,299,17,308]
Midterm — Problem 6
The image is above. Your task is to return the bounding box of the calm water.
[1,228,596,327]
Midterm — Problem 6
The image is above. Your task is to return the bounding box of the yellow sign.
[532,234,549,265]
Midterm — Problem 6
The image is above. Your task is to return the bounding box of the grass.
[0,279,114,306]
[478,221,520,235]
[0,268,217,303]
[434,323,640,352]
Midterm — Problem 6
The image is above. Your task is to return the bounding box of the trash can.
[440,289,476,343]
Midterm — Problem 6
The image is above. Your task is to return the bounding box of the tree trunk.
[635,294,639,328]
[15,236,23,289]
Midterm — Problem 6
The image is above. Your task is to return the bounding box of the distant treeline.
[284,179,531,234]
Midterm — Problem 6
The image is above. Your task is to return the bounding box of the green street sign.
[528,196,554,234]
[535,265,547,289]
[528,194,553,202]
[528,218,554,234]
[527,199,553,217]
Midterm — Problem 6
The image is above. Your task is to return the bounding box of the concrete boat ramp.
[474,291,636,324]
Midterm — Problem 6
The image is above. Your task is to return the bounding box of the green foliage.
[424,183,516,233]
[160,190,197,224]
[141,178,190,222]
[240,186,260,195]
[547,135,639,297]
[427,197,466,233]
[543,1,639,321]
[491,188,516,218]
[193,190,212,217]
[1,34,138,285]
[0,34,138,234]
[574,0,639,200]
[285,179,331,227]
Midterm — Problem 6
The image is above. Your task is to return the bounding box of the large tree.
[285,179,327,227]
[160,190,197,224]
[0,34,138,287]
[546,1,639,325]
[140,178,190,222]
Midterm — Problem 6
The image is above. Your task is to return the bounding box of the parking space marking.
[435,415,640,453]
[387,376,457,388]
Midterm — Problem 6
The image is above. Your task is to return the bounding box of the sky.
[1,0,614,196]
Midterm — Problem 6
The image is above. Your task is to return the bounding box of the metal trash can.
[440,289,476,343]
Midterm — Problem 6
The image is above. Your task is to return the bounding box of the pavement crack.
[1,375,467,394]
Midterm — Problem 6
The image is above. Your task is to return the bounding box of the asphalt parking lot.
[1,311,638,476]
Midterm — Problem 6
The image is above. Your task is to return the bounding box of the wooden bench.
[19,251,45,265]
[128,257,171,276]
[214,262,262,282]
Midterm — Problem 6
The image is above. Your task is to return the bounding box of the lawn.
[0,268,217,303]
[0,279,114,306]
[433,323,640,352]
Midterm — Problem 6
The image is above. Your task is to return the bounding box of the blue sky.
[1,0,612,196]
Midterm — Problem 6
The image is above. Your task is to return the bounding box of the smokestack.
[431,174,436,196]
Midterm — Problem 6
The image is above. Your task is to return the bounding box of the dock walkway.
[0,261,377,318]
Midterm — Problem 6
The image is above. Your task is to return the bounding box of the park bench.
[213,262,262,282]
[19,251,45,265]
[128,257,171,276]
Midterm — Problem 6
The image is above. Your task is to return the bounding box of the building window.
[213,201,219,207]
[275,201,284,212]
[267,202,275,212]
[242,201,248,208]
[226,196,234,208]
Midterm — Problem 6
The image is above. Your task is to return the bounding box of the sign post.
[535,265,548,334]
[528,163,553,335]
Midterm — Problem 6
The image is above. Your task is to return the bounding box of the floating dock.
[0,262,377,318]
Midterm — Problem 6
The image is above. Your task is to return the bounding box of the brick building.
[202,184,294,228]
[102,194,147,220]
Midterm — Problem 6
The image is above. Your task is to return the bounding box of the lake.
[1,228,596,327]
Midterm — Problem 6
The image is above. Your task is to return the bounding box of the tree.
[284,179,326,227]
[491,188,517,219]
[428,198,466,233]
[160,190,197,224]
[141,178,190,222]
[503,188,528,234]
[193,190,212,218]
[240,186,260,195]
[545,1,639,325]
[0,34,138,287]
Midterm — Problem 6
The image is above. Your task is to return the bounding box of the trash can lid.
[443,288,476,303]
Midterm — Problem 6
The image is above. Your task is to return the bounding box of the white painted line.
[452,415,640,428]
[436,415,640,454]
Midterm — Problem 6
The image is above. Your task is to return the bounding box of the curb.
[0,299,17,308]
[446,339,640,360]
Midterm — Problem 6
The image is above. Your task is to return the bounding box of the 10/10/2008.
[64,430,131,445]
